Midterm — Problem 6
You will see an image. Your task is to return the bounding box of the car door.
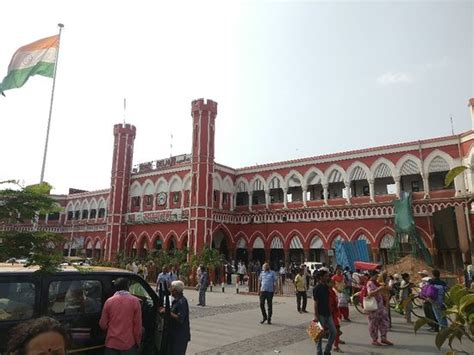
[0,273,40,355]
[41,273,106,354]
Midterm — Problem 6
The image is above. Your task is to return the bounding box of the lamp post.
[68,217,74,257]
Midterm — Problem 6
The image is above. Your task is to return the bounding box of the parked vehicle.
[0,264,166,354]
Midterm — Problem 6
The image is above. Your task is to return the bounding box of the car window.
[48,280,102,315]
[0,282,35,321]
[129,280,154,305]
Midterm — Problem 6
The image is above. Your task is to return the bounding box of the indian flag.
[0,35,59,95]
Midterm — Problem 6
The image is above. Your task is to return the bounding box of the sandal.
[381,339,394,346]
[372,341,382,346]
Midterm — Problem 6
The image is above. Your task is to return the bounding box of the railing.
[0,224,107,233]
[247,272,296,296]
[214,199,468,224]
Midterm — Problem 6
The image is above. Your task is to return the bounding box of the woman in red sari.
[328,279,343,352]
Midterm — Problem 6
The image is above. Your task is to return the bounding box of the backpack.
[420,283,438,300]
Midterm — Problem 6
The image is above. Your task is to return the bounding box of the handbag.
[306,320,324,342]
[363,296,378,312]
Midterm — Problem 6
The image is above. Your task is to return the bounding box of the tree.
[0,181,64,272]
[414,284,474,354]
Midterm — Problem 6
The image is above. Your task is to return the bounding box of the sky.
[0,0,472,195]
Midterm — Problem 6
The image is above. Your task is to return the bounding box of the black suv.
[0,265,163,354]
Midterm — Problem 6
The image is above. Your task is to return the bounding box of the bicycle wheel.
[351,292,365,315]
[411,302,424,319]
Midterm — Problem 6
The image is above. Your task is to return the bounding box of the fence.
[248,272,296,296]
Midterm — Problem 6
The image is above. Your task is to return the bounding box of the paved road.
[183,286,469,355]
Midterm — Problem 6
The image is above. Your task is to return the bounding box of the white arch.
[73,200,81,212]
[370,158,396,179]
[266,172,284,190]
[253,237,264,249]
[356,234,370,244]
[183,173,192,191]
[289,236,303,249]
[222,176,234,193]
[423,149,455,176]
[213,173,223,191]
[270,237,284,249]
[310,236,324,249]
[130,181,142,197]
[169,175,183,192]
[89,198,98,210]
[98,198,107,210]
[304,167,326,186]
[236,238,247,249]
[380,234,395,249]
[396,154,422,176]
[80,199,90,211]
[66,202,74,213]
[284,170,304,189]
[142,179,155,195]
[235,177,250,193]
[324,164,347,184]
[155,177,168,193]
[250,174,266,192]
[347,162,371,181]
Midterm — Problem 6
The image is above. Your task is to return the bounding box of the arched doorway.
[212,230,229,260]
[309,236,324,262]
[94,239,102,259]
[168,237,176,252]
[252,237,265,264]
[85,240,93,258]
[270,237,284,270]
[380,234,395,264]
[288,235,304,264]
[330,235,344,267]
[356,234,372,261]
[235,238,248,263]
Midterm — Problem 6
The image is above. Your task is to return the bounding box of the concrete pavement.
[182,285,469,355]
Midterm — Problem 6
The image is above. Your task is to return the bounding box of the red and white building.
[25,98,474,271]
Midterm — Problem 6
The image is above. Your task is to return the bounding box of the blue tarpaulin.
[335,240,370,271]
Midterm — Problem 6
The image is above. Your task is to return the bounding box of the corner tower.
[189,98,217,255]
[106,123,136,260]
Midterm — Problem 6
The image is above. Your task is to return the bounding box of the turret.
[106,123,136,260]
[189,99,218,254]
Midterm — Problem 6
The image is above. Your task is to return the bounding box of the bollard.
[221,282,225,293]
[209,281,213,292]
[236,282,239,294]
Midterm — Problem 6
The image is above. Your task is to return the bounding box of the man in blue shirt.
[258,263,276,324]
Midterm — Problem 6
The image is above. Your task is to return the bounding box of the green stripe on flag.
[0,62,55,93]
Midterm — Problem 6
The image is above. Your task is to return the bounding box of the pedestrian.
[331,266,350,321]
[226,263,232,285]
[312,269,337,355]
[463,261,473,289]
[160,280,191,355]
[428,269,448,329]
[328,279,343,353]
[258,262,277,324]
[365,270,393,347]
[279,264,287,284]
[399,273,413,323]
[156,266,171,293]
[170,266,178,282]
[294,267,308,313]
[99,277,142,354]
[131,261,139,274]
[198,266,209,306]
[418,270,437,331]
[7,317,69,355]
[238,261,247,285]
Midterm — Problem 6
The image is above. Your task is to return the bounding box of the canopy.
[353,261,382,271]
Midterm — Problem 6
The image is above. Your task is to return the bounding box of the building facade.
[20,98,474,271]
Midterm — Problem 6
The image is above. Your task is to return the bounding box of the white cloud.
[377,71,414,86]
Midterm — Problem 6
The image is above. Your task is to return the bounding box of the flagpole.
[40,23,64,183]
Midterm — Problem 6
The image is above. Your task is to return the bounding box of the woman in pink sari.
[366,270,394,347]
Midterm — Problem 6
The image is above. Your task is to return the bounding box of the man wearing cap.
[418,269,436,331]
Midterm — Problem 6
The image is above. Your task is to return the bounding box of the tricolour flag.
[0,35,59,95]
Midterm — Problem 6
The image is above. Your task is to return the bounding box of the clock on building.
[157,192,167,206]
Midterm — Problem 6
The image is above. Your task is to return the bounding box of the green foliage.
[0,181,64,272]
[414,284,474,354]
